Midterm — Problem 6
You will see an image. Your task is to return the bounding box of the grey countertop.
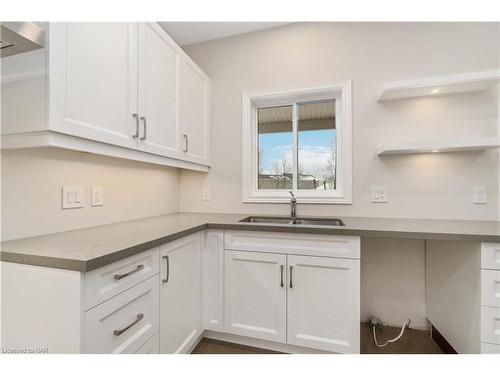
[1,212,499,272]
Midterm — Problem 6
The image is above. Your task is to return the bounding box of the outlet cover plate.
[92,186,104,206]
[473,186,487,204]
[202,187,210,201]
[371,187,388,203]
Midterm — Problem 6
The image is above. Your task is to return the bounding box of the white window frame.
[242,81,352,204]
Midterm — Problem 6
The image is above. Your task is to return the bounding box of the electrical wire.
[372,318,411,348]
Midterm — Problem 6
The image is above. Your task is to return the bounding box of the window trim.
[242,81,352,204]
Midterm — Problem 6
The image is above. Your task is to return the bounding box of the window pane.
[297,100,336,190]
[258,105,293,190]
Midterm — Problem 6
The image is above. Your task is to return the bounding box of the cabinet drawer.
[84,275,159,353]
[481,342,500,354]
[84,248,159,310]
[481,306,500,345]
[135,333,159,354]
[482,243,500,270]
[224,231,360,259]
[481,269,500,308]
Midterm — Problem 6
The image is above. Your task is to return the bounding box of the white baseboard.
[201,330,335,354]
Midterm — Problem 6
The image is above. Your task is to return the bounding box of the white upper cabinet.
[137,23,179,157]
[2,22,211,171]
[179,55,211,164]
[49,23,139,149]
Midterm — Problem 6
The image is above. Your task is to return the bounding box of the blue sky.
[259,129,336,175]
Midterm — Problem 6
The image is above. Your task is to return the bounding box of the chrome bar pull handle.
[140,116,147,140]
[132,113,140,138]
[162,255,170,283]
[280,265,284,287]
[113,313,144,336]
[289,265,293,288]
[114,264,144,280]
[182,134,188,153]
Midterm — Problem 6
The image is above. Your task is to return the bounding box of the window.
[243,82,352,203]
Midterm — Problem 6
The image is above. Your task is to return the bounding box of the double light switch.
[62,186,85,209]
[62,186,104,209]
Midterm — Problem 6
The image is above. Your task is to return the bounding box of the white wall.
[1,148,179,240]
[179,22,500,221]
[177,22,499,331]
[361,238,427,329]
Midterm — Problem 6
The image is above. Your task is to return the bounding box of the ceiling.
[258,101,335,124]
[158,22,289,46]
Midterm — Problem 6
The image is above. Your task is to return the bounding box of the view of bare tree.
[258,148,264,175]
[323,143,336,190]
[272,155,292,188]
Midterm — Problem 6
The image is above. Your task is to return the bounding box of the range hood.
[0,22,45,58]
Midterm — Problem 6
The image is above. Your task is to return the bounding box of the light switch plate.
[202,187,210,201]
[371,187,388,203]
[473,186,487,204]
[62,187,84,209]
[91,186,104,206]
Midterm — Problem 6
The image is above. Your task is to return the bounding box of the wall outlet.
[91,186,104,206]
[202,187,210,201]
[371,187,388,203]
[62,186,84,209]
[473,186,487,204]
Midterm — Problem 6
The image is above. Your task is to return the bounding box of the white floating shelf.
[378,70,500,102]
[377,137,500,155]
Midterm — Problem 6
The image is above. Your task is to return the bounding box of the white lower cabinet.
[84,275,159,354]
[481,342,500,354]
[222,232,361,353]
[224,250,287,343]
[159,233,202,353]
[1,230,360,354]
[135,333,160,354]
[287,255,360,353]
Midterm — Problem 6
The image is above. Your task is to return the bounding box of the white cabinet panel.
[84,275,159,354]
[202,230,224,332]
[159,233,202,353]
[138,23,179,157]
[481,306,500,345]
[481,269,500,308]
[224,230,360,259]
[135,333,159,354]
[224,250,287,343]
[481,342,500,354]
[49,23,139,149]
[287,255,360,353]
[84,247,159,310]
[482,242,500,270]
[179,55,210,164]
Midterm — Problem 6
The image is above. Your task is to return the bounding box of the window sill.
[243,194,352,205]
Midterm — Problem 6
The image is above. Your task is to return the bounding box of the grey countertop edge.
[206,222,500,242]
[1,221,499,272]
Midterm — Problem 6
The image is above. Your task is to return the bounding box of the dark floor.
[192,338,281,354]
[192,323,443,354]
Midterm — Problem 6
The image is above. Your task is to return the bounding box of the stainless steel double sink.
[239,216,345,226]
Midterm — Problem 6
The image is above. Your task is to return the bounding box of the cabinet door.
[137,23,180,157]
[159,234,201,353]
[201,230,224,332]
[287,255,360,353]
[224,250,287,343]
[178,55,210,164]
[49,23,139,149]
